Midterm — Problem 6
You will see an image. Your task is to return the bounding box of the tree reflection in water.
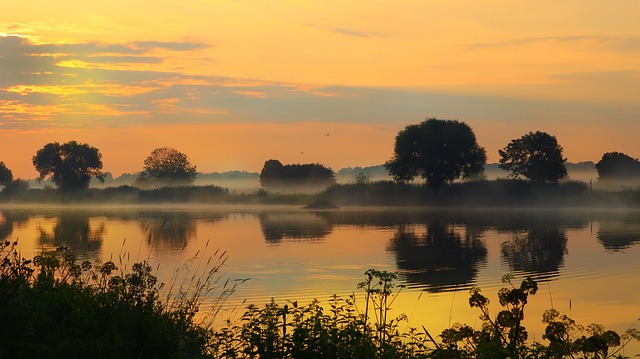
[388,221,487,292]
[0,210,30,241]
[140,213,199,250]
[597,221,640,251]
[259,212,332,243]
[36,213,106,255]
[500,227,568,274]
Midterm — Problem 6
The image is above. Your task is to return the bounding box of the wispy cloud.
[467,35,596,50]
[329,27,372,38]
[1,34,638,136]
[467,34,640,53]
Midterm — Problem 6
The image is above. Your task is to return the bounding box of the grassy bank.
[2,243,638,358]
[318,179,640,207]
[0,185,315,205]
[1,179,640,207]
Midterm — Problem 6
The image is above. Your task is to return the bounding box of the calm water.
[2,205,640,351]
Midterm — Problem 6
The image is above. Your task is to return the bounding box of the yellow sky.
[1,1,639,178]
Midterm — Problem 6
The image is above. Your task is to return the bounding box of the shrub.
[0,241,230,358]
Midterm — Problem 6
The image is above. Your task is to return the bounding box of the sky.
[1,1,639,179]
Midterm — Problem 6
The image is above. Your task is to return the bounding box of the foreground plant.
[2,243,638,358]
[212,271,639,359]
[0,241,232,358]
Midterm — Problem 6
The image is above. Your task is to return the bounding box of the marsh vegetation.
[2,242,638,358]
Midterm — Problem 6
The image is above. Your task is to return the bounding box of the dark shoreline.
[1,179,640,208]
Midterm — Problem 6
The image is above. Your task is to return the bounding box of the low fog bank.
[68,162,599,192]
[14,162,640,207]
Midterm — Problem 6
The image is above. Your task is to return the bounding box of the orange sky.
[1,1,639,178]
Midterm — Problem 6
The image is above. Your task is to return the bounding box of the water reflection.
[140,214,198,249]
[36,213,107,255]
[0,209,30,241]
[3,207,640,293]
[0,208,229,255]
[315,209,591,290]
[258,212,332,243]
[388,221,487,292]
[597,221,640,251]
[501,227,567,274]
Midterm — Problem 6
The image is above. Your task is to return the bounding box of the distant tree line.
[384,117,640,189]
[2,119,640,195]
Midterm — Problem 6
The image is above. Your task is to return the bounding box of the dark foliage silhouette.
[385,118,486,188]
[259,159,336,191]
[499,131,567,183]
[0,161,12,188]
[32,141,105,191]
[595,152,640,179]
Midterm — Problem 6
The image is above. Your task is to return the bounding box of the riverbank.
[2,179,640,208]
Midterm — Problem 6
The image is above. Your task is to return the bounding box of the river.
[2,205,639,354]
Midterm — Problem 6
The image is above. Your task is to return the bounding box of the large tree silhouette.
[499,131,567,183]
[385,118,486,188]
[32,141,105,191]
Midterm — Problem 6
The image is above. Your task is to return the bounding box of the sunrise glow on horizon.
[1,1,639,178]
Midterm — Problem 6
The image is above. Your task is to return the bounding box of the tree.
[384,118,487,188]
[498,131,567,183]
[0,162,29,196]
[32,141,105,191]
[139,147,197,187]
[595,152,640,179]
[259,159,336,191]
[0,162,13,189]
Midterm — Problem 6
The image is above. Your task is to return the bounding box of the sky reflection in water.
[2,206,639,353]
